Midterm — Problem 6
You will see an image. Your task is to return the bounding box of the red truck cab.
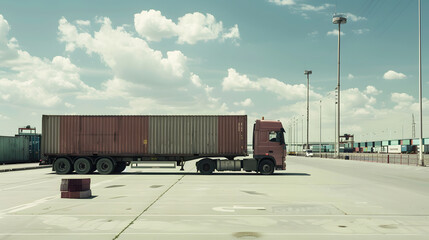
[253,119,286,170]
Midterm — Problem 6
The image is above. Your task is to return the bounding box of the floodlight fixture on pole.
[304,70,312,150]
[333,14,347,158]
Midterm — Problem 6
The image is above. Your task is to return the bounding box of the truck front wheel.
[259,160,274,175]
[198,159,215,175]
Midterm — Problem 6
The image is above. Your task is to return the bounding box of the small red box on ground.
[61,190,92,199]
[61,178,92,199]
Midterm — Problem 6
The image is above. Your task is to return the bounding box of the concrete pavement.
[0,156,428,239]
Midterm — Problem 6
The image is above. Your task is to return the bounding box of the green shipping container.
[0,136,30,164]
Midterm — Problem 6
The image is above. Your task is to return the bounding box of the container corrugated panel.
[382,140,389,146]
[0,136,29,163]
[149,116,218,155]
[43,115,149,155]
[218,115,247,155]
[402,139,411,145]
[374,141,382,147]
[42,115,60,154]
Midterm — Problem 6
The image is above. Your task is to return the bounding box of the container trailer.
[42,115,286,175]
[0,126,41,164]
[0,136,30,164]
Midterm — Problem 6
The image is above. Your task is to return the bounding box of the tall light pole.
[319,99,322,155]
[304,70,312,150]
[301,115,304,150]
[295,117,298,152]
[418,0,424,166]
[333,14,347,158]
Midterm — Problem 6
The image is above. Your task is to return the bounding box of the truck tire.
[96,158,115,175]
[74,158,93,174]
[259,159,274,175]
[113,162,127,173]
[198,159,215,175]
[54,157,73,174]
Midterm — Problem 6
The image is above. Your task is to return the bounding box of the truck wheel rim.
[101,163,108,170]
[58,162,66,170]
[263,165,271,172]
[78,163,86,170]
[202,164,210,171]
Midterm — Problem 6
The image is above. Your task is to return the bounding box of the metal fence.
[295,152,421,166]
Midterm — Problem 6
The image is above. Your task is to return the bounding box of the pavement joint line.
[6,214,429,217]
[0,233,425,236]
[112,174,186,240]
[111,233,427,236]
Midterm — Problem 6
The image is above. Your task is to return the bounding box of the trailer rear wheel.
[259,159,274,175]
[198,159,215,175]
[54,158,73,174]
[74,158,93,174]
[96,158,115,175]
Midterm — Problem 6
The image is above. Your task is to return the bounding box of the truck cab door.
[257,130,285,169]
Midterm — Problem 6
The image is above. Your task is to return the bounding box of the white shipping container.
[387,145,401,154]
[417,145,429,154]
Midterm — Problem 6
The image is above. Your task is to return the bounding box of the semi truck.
[41,115,286,175]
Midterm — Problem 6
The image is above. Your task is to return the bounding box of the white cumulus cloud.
[222,68,261,91]
[391,92,414,110]
[0,15,96,107]
[190,72,202,87]
[134,10,239,45]
[59,17,188,85]
[234,98,253,107]
[353,28,370,35]
[327,29,345,36]
[346,13,367,22]
[134,9,177,42]
[348,74,355,79]
[300,4,333,11]
[383,70,406,80]
[76,20,90,26]
[258,77,322,100]
[364,85,382,95]
[268,0,295,6]
[222,24,240,42]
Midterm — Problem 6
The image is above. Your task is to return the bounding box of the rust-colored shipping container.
[42,115,246,158]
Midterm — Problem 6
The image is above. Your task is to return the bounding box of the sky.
[0,0,427,144]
